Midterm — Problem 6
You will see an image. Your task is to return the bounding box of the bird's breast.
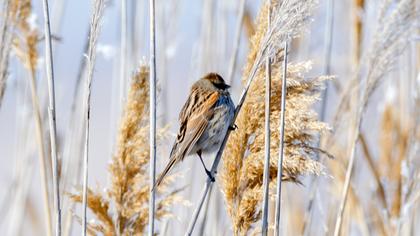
[195,95,235,154]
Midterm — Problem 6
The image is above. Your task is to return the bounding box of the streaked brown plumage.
[154,73,235,189]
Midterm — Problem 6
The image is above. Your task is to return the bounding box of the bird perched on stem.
[153,73,235,190]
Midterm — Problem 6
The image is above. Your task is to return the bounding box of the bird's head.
[200,73,231,91]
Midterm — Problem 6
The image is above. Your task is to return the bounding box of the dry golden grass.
[243,9,255,40]
[0,0,21,103]
[71,65,183,235]
[9,2,55,235]
[326,101,418,236]
[326,142,373,234]
[325,1,419,234]
[221,2,330,234]
[12,0,39,75]
[353,0,364,63]
[377,104,410,233]
[0,0,418,235]
[332,0,418,134]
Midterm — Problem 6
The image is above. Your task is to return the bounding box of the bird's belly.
[194,99,234,154]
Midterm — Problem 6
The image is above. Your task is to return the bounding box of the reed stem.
[274,41,288,236]
[227,0,246,85]
[82,0,104,234]
[261,3,272,235]
[40,0,61,234]
[120,0,128,105]
[148,0,157,235]
[333,116,361,236]
[27,70,53,236]
[301,0,334,234]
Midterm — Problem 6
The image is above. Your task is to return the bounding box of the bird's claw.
[205,170,215,182]
[229,124,238,131]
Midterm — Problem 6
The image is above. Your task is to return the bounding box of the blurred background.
[0,0,419,235]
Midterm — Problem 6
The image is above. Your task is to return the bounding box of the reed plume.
[221,1,330,234]
[82,1,105,234]
[12,0,39,75]
[0,0,17,106]
[329,0,418,234]
[71,65,182,235]
[380,105,407,223]
[327,100,420,235]
[373,103,418,235]
[333,0,418,131]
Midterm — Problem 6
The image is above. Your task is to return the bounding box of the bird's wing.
[156,89,218,189]
[172,88,219,161]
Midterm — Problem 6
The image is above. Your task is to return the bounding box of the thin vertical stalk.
[27,70,53,236]
[261,2,271,235]
[319,0,335,119]
[353,0,364,64]
[82,92,90,236]
[7,142,36,236]
[5,71,29,232]
[62,28,90,236]
[333,113,361,236]
[301,0,334,234]
[62,29,90,236]
[334,59,368,236]
[274,41,288,236]
[261,58,271,236]
[0,0,10,108]
[197,184,214,236]
[227,0,246,84]
[186,183,211,236]
[82,0,104,235]
[120,0,127,105]
[158,3,169,125]
[148,0,157,235]
[40,0,61,234]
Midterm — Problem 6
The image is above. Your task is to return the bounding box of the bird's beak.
[223,83,231,89]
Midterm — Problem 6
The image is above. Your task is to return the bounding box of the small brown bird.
[154,73,235,189]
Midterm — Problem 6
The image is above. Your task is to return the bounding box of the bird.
[153,73,235,190]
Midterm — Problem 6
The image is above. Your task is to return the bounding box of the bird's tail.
[151,157,177,192]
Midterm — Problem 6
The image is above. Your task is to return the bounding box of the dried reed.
[220,1,329,235]
[82,0,105,235]
[0,0,16,107]
[148,0,157,234]
[71,65,182,235]
[186,0,324,233]
[227,0,246,85]
[120,0,128,107]
[243,9,255,40]
[2,0,420,235]
[327,98,419,236]
[353,0,364,64]
[373,104,412,234]
[301,0,335,233]
[274,41,288,236]
[332,0,418,234]
[61,28,90,236]
[40,0,62,233]
[261,2,272,235]
[12,1,53,235]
